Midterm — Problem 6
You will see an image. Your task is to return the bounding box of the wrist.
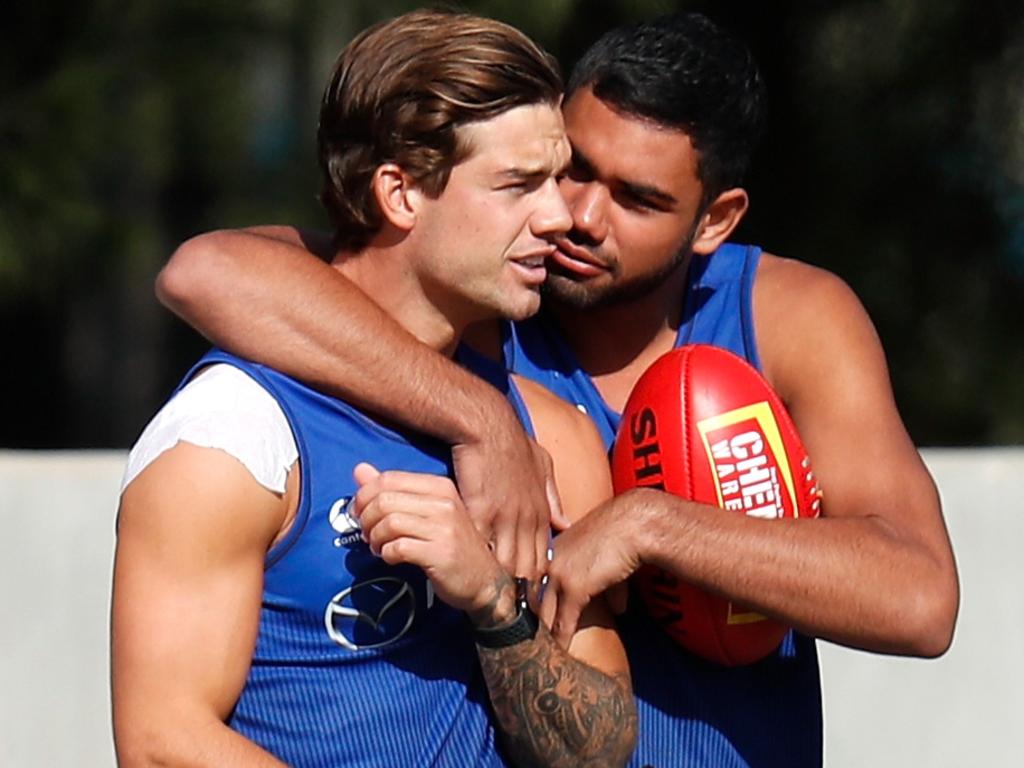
[626,487,671,566]
[473,576,540,649]
[456,384,521,448]
[466,573,517,630]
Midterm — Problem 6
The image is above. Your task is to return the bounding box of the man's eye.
[615,191,655,212]
[501,178,544,194]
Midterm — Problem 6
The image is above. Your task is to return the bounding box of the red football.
[611,344,822,666]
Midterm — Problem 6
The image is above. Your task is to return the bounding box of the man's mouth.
[549,239,609,278]
[508,251,550,286]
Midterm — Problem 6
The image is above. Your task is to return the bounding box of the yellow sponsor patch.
[697,402,799,519]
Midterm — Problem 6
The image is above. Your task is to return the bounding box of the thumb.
[353,462,381,487]
[547,475,571,532]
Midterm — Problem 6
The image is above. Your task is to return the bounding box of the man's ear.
[691,187,749,256]
[371,164,419,232]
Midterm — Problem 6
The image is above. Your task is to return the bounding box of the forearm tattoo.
[467,572,515,629]
[477,623,637,767]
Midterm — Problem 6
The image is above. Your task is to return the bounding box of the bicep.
[564,600,630,680]
[112,443,288,725]
[516,377,629,676]
[759,263,944,543]
[515,375,613,523]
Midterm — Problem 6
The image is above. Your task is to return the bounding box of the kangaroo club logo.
[329,496,362,547]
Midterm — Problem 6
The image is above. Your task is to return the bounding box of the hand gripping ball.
[611,344,822,665]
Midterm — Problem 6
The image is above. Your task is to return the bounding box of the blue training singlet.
[503,243,823,768]
[175,348,534,768]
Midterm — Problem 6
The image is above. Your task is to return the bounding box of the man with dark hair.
[158,12,958,766]
[113,10,636,767]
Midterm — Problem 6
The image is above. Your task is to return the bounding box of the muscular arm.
[157,227,507,447]
[479,379,635,767]
[156,227,555,580]
[353,384,636,767]
[733,255,958,653]
[544,257,958,656]
[475,613,634,768]
[112,444,293,767]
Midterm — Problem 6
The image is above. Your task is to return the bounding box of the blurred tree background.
[2,0,1022,448]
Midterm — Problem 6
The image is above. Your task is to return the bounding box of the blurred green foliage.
[2,0,1022,447]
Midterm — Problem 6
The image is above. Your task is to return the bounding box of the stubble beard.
[542,240,693,311]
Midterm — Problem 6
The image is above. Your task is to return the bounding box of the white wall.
[0,452,123,768]
[820,448,1023,767]
[0,448,1020,767]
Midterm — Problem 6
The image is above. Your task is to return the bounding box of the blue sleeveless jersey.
[176,348,534,768]
[504,244,823,768]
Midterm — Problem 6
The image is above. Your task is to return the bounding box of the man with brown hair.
[112,10,635,767]
[158,10,958,768]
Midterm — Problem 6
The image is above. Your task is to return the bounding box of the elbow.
[113,704,207,767]
[898,566,960,658]
[155,233,225,317]
[114,723,173,768]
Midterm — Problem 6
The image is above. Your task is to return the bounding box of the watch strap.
[473,577,539,649]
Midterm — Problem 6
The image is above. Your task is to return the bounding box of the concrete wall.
[820,448,1023,767]
[1,448,1020,767]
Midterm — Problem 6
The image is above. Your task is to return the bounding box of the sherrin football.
[611,344,822,666]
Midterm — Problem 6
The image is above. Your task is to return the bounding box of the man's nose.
[532,178,573,238]
[566,182,608,244]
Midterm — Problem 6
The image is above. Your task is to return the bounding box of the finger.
[528,541,553,608]
[377,536,434,568]
[374,468,460,498]
[351,463,383,519]
[357,491,459,533]
[492,518,516,576]
[531,533,547,586]
[514,508,541,583]
[606,581,629,615]
[358,468,458,499]
[352,462,381,487]
[545,469,571,533]
[364,511,437,557]
[539,579,558,631]
[449,453,490,532]
[555,594,583,648]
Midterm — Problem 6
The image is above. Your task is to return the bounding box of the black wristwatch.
[473,577,539,649]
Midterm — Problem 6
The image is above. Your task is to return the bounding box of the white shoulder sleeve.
[120,364,298,495]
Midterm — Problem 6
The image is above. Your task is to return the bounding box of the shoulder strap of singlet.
[455,344,536,439]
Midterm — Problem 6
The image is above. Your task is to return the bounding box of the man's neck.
[548,261,691,412]
[333,246,463,357]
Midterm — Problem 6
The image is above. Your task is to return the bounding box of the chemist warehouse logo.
[323,496,423,651]
[697,403,799,627]
[696,402,799,520]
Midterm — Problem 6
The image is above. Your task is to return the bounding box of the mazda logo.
[324,576,417,651]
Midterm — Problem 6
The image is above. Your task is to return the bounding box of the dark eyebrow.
[571,145,678,209]
[621,180,678,208]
